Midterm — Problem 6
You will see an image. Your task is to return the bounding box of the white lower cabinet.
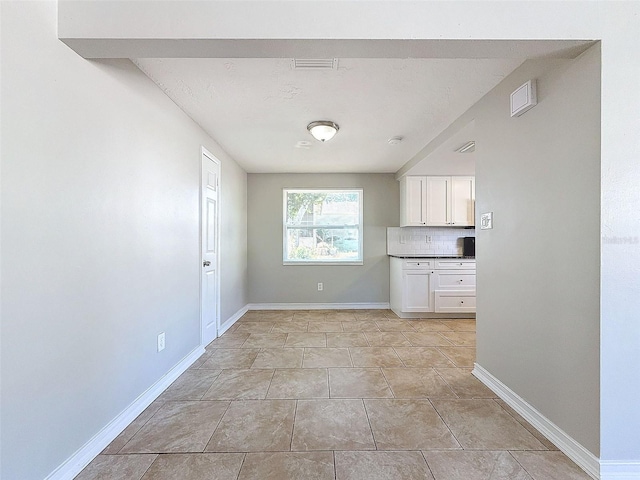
[434,290,476,313]
[402,270,433,311]
[390,256,476,317]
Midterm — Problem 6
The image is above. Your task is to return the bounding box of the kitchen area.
[389,174,476,318]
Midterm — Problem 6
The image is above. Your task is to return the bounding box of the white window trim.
[283,188,364,266]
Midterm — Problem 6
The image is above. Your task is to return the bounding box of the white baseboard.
[247,302,390,310]
[219,304,249,335]
[472,363,600,480]
[46,346,205,480]
[600,462,640,479]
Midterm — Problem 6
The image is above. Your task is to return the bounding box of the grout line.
[376,366,394,398]
[346,347,355,368]
[112,401,166,455]
[234,453,247,480]
[361,399,378,451]
[428,398,464,451]
[508,450,538,478]
[420,450,437,479]
[492,399,553,451]
[399,331,412,346]
[379,368,397,399]
[432,367,460,399]
[290,400,299,452]
[391,346,408,368]
[201,399,233,453]
[133,453,159,480]
[264,368,277,400]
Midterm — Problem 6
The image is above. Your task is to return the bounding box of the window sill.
[283,261,364,266]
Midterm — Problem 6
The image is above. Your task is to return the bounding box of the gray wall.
[474,48,601,454]
[248,174,398,304]
[0,3,247,479]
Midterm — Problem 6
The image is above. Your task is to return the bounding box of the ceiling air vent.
[291,58,338,70]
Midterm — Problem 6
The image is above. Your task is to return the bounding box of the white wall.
[0,3,247,479]
[247,174,398,305]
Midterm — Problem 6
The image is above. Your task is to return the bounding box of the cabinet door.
[400,176,427,226]
[425,176,450,226]
[451,176,475,226]
[402,271,432,312]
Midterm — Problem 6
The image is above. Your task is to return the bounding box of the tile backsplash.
[387,227,476,256]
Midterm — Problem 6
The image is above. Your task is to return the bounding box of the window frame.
[282,188,364,266]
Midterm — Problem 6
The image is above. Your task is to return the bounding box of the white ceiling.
[133,57,523,173]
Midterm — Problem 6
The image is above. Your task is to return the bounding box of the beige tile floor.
[78,310,591,480]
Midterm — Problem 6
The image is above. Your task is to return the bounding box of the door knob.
[203,260,211,267]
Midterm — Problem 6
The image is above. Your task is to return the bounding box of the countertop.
[388,254,475,259]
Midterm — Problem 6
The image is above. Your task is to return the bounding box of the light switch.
[480,212,493,230]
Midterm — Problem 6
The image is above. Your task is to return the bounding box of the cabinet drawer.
[435,260,476,270]
[434,290,476,313]
[403,259,433,270]
[435,271,476,289]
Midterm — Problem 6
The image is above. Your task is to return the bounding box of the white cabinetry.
[433,264,476,313]
[390,258,433,314]
[400,176,475,227]
[426,176,475,227]
[399,176,427,226]
[390,256,476,318]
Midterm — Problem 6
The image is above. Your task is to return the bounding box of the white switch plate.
[480,212,493,230]
[157,332,166,352]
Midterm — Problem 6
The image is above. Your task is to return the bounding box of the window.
[283,188,363,264]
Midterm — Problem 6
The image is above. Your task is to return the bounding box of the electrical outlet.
[157,332,165,352]
[317,282,323,291]
[426,236,432,243]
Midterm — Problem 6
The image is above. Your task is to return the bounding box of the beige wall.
[248,173,399,305]
[474,47,601,455]
[0,3,247,479]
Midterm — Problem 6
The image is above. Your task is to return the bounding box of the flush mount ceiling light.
[455,141,476,153]
[307,121,339,142]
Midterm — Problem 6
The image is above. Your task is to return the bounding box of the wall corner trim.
[45,346,206,480]
[248,302,391,311]
[472,363,600,480]
[600,461,640,480]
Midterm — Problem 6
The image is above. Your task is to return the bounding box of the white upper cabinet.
[450,176,476,226]
[399,176,427,226]
[425,176,450,226]
[400,175,475,227]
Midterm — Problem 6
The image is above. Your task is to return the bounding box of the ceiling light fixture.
[307,121,339,142]
[456,141,476,153]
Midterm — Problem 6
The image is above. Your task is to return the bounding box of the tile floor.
[77,310,591,480]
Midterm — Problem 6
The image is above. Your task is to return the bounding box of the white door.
[201,148,220,346]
